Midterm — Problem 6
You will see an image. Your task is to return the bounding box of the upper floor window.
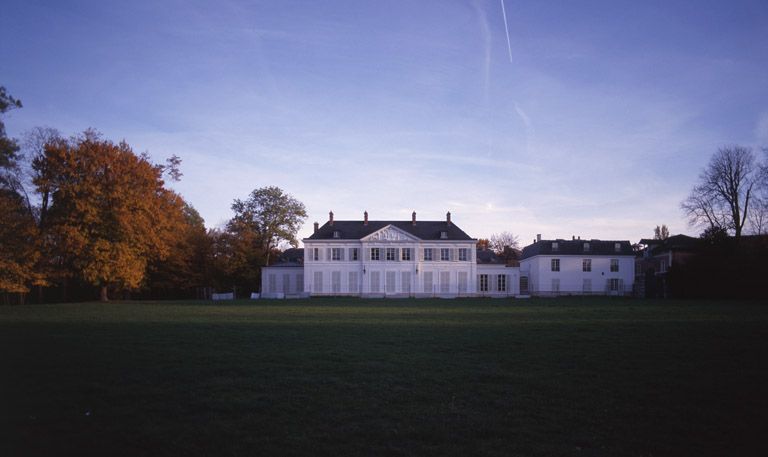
[371,248,380,261]
[332,230,341,239]
[331,248,342,261]
[424,248,433,261]
[313,248,319,261]
[614,242,621,252]
[440,248,450,261]
[401,248,411,261]
[350,248,359,261]
[551,258,560,272]
[610,259,619,272]
[386,248,396,261]
[583,242,590,252]
[440,231,448,239]
[552,242,559,251]
[582,259,591,272]
[458,248,468,261]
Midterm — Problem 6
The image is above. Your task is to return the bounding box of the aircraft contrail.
[500,0,513,63]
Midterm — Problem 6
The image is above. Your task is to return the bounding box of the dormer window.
[614,242,621,252]
[583,242,590,252]
[440,231,448,239]
[552,242,559,251]
[332,231,340,239]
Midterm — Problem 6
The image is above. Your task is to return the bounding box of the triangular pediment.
[362,224,420,242]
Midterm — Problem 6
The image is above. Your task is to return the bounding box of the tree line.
[1,87,306,303]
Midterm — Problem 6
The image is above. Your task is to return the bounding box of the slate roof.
[268,248,304,267]
[306,220,474,241]
[476,249,504,264]
[521,239,633,260]
[638,235,700,255]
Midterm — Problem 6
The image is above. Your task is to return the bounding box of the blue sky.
[2,0,768,245]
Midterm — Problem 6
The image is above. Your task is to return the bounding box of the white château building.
[261,211,520,298]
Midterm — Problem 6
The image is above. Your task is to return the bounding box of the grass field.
[2,298,767,456]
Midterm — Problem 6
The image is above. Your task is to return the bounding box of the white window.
[370,271,380,293]
[497,275,507,292]
[350,248,359,261]
[401,271,411,293]
[552,242,559,251]
[583,278,592,293]
[348,271,358,293]
[615,242,621,252]
[610,278,620,292]
[423,271,433,293]
[440,231,448,239]
[440,248,450,261]
[332,271,341,293]
[479,274,489,292]
[458,272,468,293]
[424,248,433,261]
[582,259,591,272]
[440,271,450,293]
[313,271,323,292]
[332,230,340,239]
[331,248,342,261]
[313,248,319,261]
[551,259,560,272]
[584,242,590,252]
[610,259,619,272]
[371,248,380,261]
[386,271,396,293]
[401,248,411,261]
[386,248,396,261]
[552,278,560,293]
[458,248,468,261]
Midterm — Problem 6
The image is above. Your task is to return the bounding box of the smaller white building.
[260,248,308,298]
[520,236,635,296]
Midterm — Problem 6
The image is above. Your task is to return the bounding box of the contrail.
[500,0,513,63]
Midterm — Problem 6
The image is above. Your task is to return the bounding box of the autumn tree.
[681,146,765,239]
[39,130,184,301]
[653,224,670,240]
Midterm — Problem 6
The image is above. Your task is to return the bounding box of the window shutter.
[420,248,425,261]
[326,248,331,261]
[365,248,371,261]
[395,248,400,261]
[340,248,345,261]
[453,248,458,261]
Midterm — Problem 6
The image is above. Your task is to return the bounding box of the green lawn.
[1,298,767,456]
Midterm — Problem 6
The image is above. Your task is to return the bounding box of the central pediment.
[362,225,420,242]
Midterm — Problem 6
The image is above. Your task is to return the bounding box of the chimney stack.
[313,222,319,233]
[329,211,334,226]
[572,235,575,240]
[364,210,368,226]
[446,211,452,226]
[536,234,542,243]
[412,211,416,226]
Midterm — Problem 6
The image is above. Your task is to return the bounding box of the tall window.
[440,271,450,293]
[401,248,411,261]
[313,271,323,292]
[348,272,358,293]
[583,278,592,293]
[423,271,433,293]
[458,248,468,261]
[370,271,380,292]
[440,248,450,261]
[331,248,342,261]
[386,248,396,261]
[610,278,620,291]
[458,272,468,293]
[582,259,591,272]
[497,275,507,292]
[551,259,560,272]
[610,259,619,272]
[371,248,380,261]
[552,278,560,293]
[332,271,341,293]
[313,248,319,261]
[479,274,489,292]
[424,248,433,261]
[350,248,359,261]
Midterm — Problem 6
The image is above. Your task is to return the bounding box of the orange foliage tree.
[38,131,184,301]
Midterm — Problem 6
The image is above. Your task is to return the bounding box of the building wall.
[303,239,479,297]
[476,264,520,297]
[260,266,305,298]
[521,255,635,296]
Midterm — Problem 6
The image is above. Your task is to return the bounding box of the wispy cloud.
[499,0,513,63]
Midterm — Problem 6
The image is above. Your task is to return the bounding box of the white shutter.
[420,248,425,261]
[340,248,345,261]
[395,248,400,261]
[365,248,371,261]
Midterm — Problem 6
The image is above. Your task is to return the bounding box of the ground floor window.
[520,276,529,294]
[583,278,592,293]
[552,278,560,294]
[313,271,323,293]
[497,274,507,292]
[479,274,489,292]
[332,271,341,293]
[440,271,450,293]
[386,271,396,293]
[349,271,359,293]
[423,271,433,293]
[370,271,380,293]
[458,271,468,293]
[401,271,411,293]
[610,278,621,292]
[283,274,290,294]
[297,274,304,293]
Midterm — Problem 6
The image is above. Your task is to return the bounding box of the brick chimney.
[329,211,334,226]
[412,211,416,225]
[313,222,319,233]
[446,211,451,226]
[364,210,368,226]
[536,234,541,243]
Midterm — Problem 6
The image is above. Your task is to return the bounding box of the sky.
[2,0,768,246]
